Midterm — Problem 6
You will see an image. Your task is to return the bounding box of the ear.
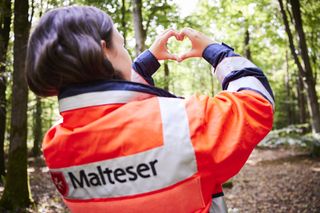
[100,40,109,58]
[100,40,107,56]
[101,40,117,58]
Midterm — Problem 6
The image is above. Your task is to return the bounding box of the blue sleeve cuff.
[132,50,161,77]
[202,43,239,68]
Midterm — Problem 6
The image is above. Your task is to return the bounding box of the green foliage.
[222,180,233,189]
[2,0,317,153]
[259,123,310,147]
[0,0,318,210]
[260,124,320,157]
[192,0,320,129]
[301,0,320,83]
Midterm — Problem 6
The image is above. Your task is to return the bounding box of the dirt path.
[224,148,320,212]
[9,148,319,212]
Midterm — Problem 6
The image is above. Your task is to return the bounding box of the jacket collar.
[58,80,179,112]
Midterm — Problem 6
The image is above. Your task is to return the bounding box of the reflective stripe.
[158,97,193,146]
[214,56,274,107]
[215,56,257,83]
[51,97,197,200]
[227,76,275,107]
[210,196,228,213]
[59,90,154,112]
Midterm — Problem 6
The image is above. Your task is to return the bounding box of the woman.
[26,5,274,213]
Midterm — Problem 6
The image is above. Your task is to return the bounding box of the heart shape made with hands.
[167,36,192,61]
[150,28,213,62]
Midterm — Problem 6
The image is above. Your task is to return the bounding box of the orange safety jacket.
[43,43,274,212]
[131,49,227,212]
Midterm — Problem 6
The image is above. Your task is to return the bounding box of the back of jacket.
[43,43,274,212]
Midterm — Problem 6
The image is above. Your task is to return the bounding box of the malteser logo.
[68,159,159,189]
[50,171,68,196]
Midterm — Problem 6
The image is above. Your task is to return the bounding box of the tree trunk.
[278,0,304,75]
[310,32,317,82]
[32,97,42,157]
[121,0,127,46]
[132,0,146,56]
[164,61,169,91]
[0,0,11,180]
[296,75,307,124]
[285,50,293,125]
[0,0,32,210]
[289,0,320,133]
[279,0,307,125]
[278,0,320,133]
[244,28,252,61]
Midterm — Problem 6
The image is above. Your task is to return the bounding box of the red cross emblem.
[50,171,69,196]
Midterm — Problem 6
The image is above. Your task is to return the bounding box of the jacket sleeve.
[131,50,160,85]
[203,43,274,106]
[197,43,274,183]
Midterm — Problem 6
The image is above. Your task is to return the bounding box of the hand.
[179,28,216,61]
[149,29,182,62]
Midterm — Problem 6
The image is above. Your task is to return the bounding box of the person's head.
[26,6,132,97]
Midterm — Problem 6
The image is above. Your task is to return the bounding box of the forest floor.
[224,148,320,213]
[1,147,319,213]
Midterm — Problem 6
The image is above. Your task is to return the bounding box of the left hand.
[179,28,215,61]
[149,29,182,62]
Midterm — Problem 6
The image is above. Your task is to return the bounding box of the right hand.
[149,29,182,62]
[179,28,216,61]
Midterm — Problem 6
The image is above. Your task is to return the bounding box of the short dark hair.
[26,6,124,97]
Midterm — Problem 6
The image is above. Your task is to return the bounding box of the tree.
[132,0,146,56]
[32,97,42,157]
[121,0,128,45]
[244,27,252,60]
[0,0,33,210]
[278,0,320,133]
[164,61,169,91]
[0,0,11,180]
[290,0,320,133]
[296,73,307,123]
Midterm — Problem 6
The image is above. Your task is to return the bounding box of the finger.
[175,30,185,41]
[180,28,195,38]
[162,29,180,43]
[179,50,198,61]
[154,29,172,43]
[175,33,184,41]
[165,52,181,61]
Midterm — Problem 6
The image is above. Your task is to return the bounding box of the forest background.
[0,0,319,211]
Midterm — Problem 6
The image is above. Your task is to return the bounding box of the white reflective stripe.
[215,56,257,83]
[210,197,228,213]
[51,97,197,200]
[59,90,153,112]
[227,76,275,107]
[131,69,148,84]
[158,97,192,146]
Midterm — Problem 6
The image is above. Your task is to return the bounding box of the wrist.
[142,50,161,74]
[202,42,238,68]
[148,49,160,61]
[149,44,162,60]
[202,41,220,54]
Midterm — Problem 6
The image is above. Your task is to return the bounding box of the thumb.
[179,50,197,61]
[162,29,180,43]
[180,28,195,41]
[165,53,181,62]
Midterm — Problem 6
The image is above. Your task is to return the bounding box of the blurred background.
[0,0,319,212]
